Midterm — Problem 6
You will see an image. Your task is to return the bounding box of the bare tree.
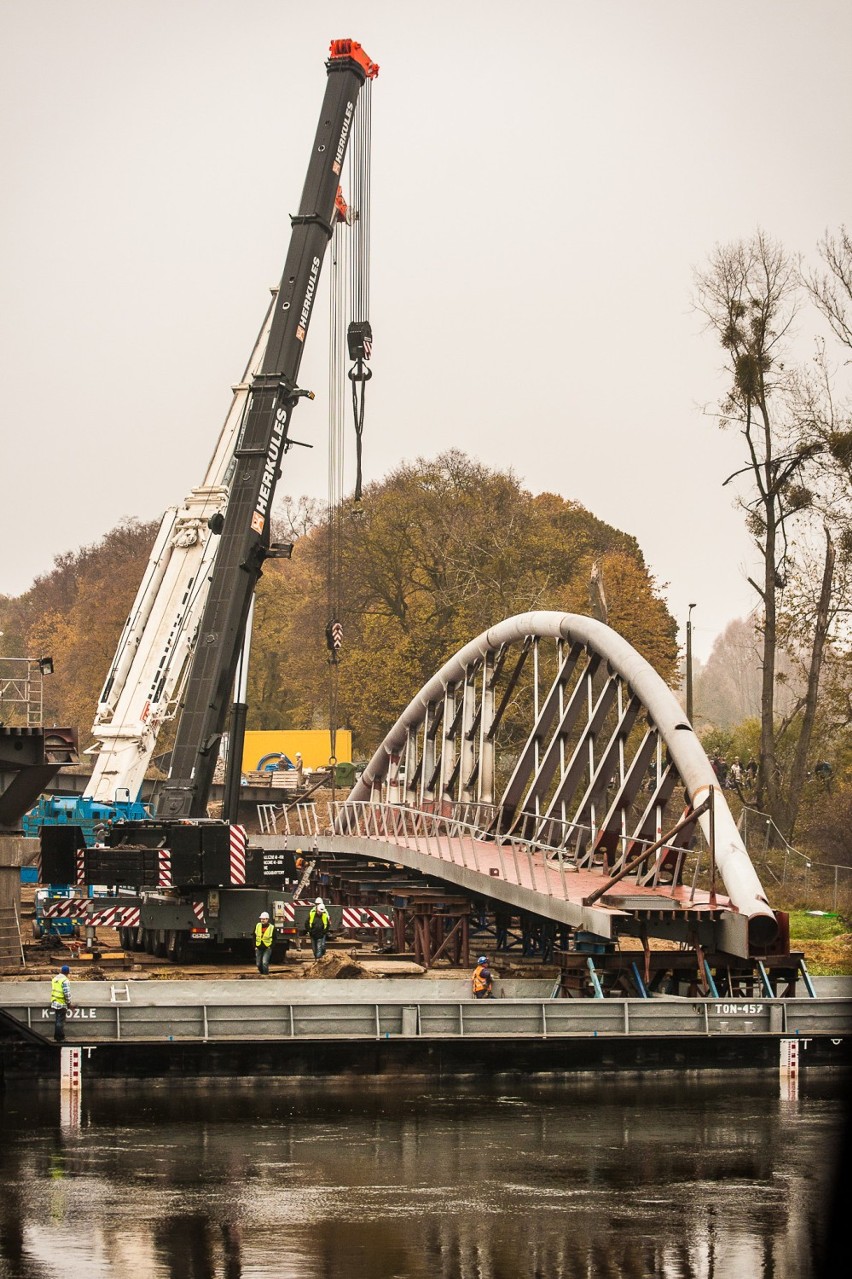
[695,614,798,730]
[804,226,852,351]
[695,232,845,838]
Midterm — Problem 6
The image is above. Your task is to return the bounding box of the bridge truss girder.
[349,612,777,951]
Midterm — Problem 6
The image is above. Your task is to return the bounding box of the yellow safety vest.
[255,922,274,947]
[308,908,329,932]
[51,974,69,1007]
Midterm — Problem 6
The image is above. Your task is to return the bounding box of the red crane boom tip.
[328,39,379,80]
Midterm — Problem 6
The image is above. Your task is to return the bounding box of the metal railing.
[257,802,320,837]
[739,805,852,913]
[329,801,695,898]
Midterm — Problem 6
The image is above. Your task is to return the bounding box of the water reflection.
[0,1076,845,1278]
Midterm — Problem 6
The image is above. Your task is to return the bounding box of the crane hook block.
[328,39,379,80]
[326,620,344,654]
[347,320,372,361]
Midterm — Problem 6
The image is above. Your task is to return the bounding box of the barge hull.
[1,1028,850,1083]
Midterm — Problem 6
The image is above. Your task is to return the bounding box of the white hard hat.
[315,897,324,907]
[260,912,270,920]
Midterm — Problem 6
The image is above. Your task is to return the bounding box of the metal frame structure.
[348,612,777,950]
[0,657,52,729]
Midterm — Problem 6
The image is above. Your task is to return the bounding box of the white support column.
[439,684,457,810]
[420,704,437,808]
[558,640,566,826]
[459,667,477,804]
[533,638,541,816]
[477,652,495,806]
[404,727,418,806]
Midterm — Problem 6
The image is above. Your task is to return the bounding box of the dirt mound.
[797,932,852,971]
[304,952,370,980]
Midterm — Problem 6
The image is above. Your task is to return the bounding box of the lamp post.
[686,603,697,724]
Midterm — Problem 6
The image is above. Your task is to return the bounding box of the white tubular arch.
[350,611,776,946]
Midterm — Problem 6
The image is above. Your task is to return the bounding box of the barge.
[1,977,849,1084]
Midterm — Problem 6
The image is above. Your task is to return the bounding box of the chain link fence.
[739,805,852,915]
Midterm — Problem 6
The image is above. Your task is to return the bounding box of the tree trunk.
[759,495,779,819]
[779,529,836,841]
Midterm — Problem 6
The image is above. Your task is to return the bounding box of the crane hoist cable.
[326,205,348,772]
[325,82,373,779]
[347,77,373,505]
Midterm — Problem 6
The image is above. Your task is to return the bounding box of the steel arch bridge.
[336,612,777,958]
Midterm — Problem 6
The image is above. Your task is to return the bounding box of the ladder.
[0,902,24,970]
[292,859,317,901]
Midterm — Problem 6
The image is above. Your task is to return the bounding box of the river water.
[0,1074,847,1279]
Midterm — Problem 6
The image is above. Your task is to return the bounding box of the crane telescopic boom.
[83,298,277,808]
[157,39,378,820]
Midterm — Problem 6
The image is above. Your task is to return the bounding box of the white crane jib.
[84,295,277,805]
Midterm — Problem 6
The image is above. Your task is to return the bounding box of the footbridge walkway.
[258,800,746,954]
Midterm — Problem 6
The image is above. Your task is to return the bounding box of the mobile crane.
[38,39,378,960]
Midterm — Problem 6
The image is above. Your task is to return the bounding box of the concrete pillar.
[0,835,38,971]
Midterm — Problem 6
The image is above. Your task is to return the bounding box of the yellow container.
[242,730,352,773]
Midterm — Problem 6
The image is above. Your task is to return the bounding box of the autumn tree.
[1,459,679,776]
[250,451,678,753]
[696,231,852,838]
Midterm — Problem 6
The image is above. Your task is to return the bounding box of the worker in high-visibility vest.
[306,898,330,960]
[254,912,274,975]
[50,964,74,1041]
[472,956,494,999]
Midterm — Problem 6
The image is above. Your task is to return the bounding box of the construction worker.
[50,963,73,1041]
[472,955,494,999]
[306,897,330,959]
[255,911,274,975]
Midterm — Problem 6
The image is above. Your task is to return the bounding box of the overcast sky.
[2,0,850,661]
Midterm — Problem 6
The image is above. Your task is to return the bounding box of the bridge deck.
[262,826,746,951]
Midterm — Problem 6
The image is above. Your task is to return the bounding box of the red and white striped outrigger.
[230,825,247,885]
[284,902,392,929]
[43,899,141,929]
[43,898,392,931]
